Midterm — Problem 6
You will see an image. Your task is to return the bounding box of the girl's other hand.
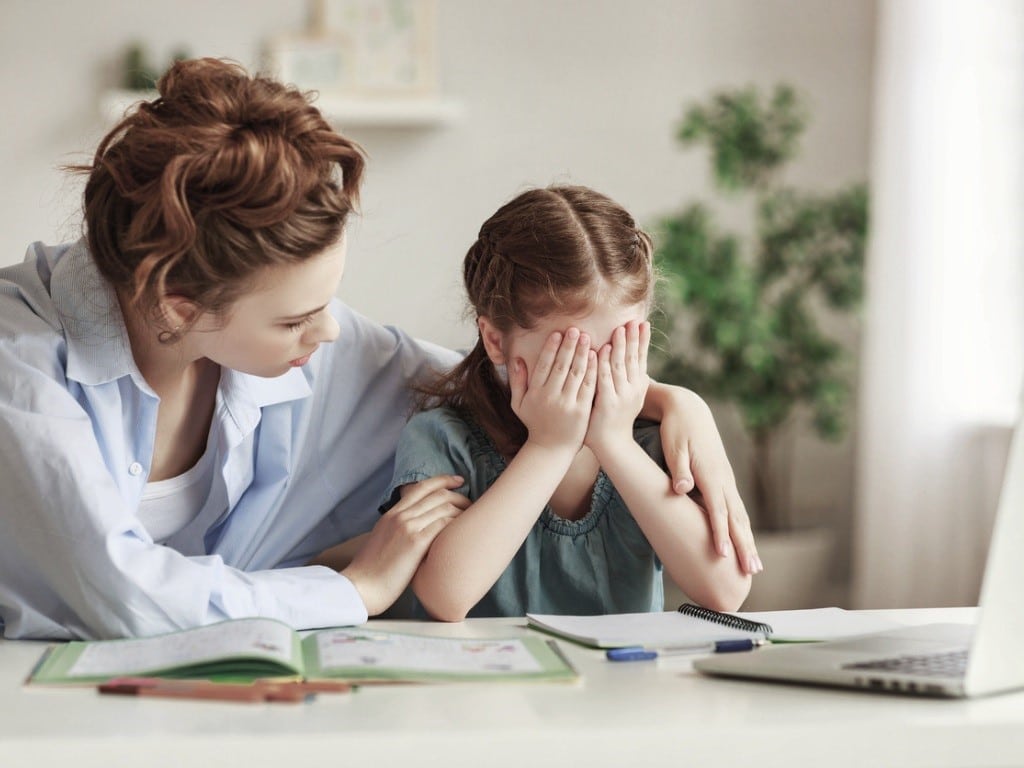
[585,321,650,454]
[341,475,470,615]
[509,328,596,454]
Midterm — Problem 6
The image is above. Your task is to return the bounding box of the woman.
[0,58,757,640]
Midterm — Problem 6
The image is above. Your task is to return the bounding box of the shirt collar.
[50,240,141,388]
[217,364,313,440]
[51,240,314,411]
[222,365,313,410]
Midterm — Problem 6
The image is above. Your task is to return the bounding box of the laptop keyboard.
[843,649,968,677]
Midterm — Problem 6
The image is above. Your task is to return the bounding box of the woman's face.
[192,236,347,378]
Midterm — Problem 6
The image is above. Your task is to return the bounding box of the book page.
[66,618,297,678]
[314,629,543,674]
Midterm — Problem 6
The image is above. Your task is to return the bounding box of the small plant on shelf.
[121,44,191,91]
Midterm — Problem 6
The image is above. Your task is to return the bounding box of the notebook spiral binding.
[677,603,774,636]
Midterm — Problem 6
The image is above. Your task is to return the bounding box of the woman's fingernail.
[720,540,732,558]
[755,556,764,573]
[673,478,692,494]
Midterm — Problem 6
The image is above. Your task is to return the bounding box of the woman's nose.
[307,310,340,345]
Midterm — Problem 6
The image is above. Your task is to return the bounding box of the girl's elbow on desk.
[675,571,752,614]
[707,575,753,613]
[700,584,751,614]
[410,578,473,623]
[417,598,471,623]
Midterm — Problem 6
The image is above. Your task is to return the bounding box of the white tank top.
[138,448,216,544]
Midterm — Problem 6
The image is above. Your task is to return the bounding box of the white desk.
[3,608,1021,768]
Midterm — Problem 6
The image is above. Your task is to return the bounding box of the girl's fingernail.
[720,540,732,558]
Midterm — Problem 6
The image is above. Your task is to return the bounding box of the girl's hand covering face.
[585,320,650,451]
[508,328,596,454]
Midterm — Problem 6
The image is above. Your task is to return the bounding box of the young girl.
[381,186,755,621]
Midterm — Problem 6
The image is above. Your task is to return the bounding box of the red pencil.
[97,677,347,703]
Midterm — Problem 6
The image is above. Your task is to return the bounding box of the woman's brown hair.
[418,185,655,453]
[72,57,365,341]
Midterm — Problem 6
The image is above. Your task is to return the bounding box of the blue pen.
[606,638,764,661]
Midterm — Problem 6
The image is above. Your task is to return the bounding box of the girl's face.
[479,301,648,381]
[190,236,347,378]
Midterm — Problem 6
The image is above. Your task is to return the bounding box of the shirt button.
[128,462,144,476]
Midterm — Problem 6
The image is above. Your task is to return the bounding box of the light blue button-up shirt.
[0,240,459,640]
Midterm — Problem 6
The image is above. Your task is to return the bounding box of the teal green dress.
[381,407,665,618]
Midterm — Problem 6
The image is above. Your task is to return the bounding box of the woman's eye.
[284,316,315,332]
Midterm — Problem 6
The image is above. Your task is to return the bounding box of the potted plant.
[651,84,868,608]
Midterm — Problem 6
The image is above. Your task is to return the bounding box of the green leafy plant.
[652,85,869,531]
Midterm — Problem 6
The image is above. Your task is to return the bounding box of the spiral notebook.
[526,604,903,650]
[526,604,772,649]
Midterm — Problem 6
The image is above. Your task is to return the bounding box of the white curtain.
[853,0,1024,608]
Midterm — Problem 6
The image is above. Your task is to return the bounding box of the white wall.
[0,0,876,588]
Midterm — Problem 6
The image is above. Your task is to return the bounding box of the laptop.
[695,405,1024,698]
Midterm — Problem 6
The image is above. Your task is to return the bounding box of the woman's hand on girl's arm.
[340,474,469,616]
[641,382,763,575]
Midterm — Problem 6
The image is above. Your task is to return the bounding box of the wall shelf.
[100,89,463,129]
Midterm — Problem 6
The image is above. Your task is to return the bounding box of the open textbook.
[28,618,578,686]
[527,604,905,649]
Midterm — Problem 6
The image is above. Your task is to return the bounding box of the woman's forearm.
[640,379,671,421]
[307,533,370,571]
[639,379,704,421]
